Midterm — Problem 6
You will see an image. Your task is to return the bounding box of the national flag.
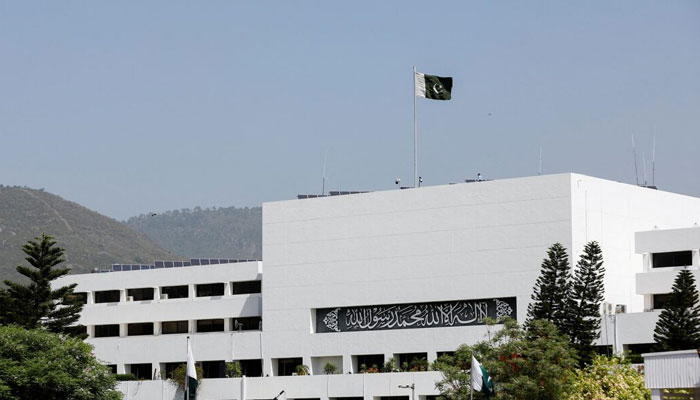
[471,355,495,397]
[186,340,198,400]
[415,71,453,100]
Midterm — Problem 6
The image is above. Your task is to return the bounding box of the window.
[201,360,226,378]
[437,351,455,359]
[652,251,692,268]
[277,357,302,376]
[94,290,120,303]
[161,285,188,299]
[197,319,224,333]
[164,362,184,379]
[627,343,654,364]
[397,352,428,371]
[129,363,152,380]
[106,364,117,374]
[232,317,261,331]
[94,324,120,338]
[232,280,261,295]
[355,354,384,372]
[127,323,153,336]
[238,359,263,377]
[69,292,88,304]
[653,293,672,309]
[162,320,189,334]
[196,283,224,297]
[127,288,154,301]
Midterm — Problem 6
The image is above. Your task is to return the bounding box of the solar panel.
[112,264,122,271]
[140,265,149,270]
[173,261,183,268]
[190,259,200,266]
[155,261,165,268]
[218,259,228,264]
[122,265,132,271]
[209,259,219,265]
[183,261,191,267]
[200,259,209,265]
[154,263,164,269]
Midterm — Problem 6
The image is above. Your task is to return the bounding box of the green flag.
[415,71,453,100]
[471,355,495,397]
[187,340,198,400]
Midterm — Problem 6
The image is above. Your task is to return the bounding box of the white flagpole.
[470,365,474,400]
[185,336,189,400]
[413,66,418,188]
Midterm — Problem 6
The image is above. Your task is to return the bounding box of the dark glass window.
[652,251,692,268]
[232,317,261,331]
[653,293,673,309]
[397,352,428,371]
[94,324,120,337]
[239,359,263,377]
[94,290,121,303]
[127,288,154,301]
[161,285,188,299]
[162,320,189,334]
[69,292,88,304]
[129,363,152,380]
[277,357,302,376]
[437,351,455,359]
[196,283,224,297]
[627,343,655,363]
[232,281,261,295]
[106,364,117,374]
[164,362,185,379]
[201,360,226,378]
[197,319,224,333]
[356,354,384,372]
[127,323,153,336]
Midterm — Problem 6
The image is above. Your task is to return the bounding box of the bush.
[168,363,203,393]
[323,362,337,375]
[114,374,137,381]
[569,354,650,400]
[295,364,310,375]
[226,361,242,377]
[0,325,121,400]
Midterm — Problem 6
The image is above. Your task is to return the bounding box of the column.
[119,289,127,302]
[427,351,438,364]
[224,282,232,297]
[154,321,162,335]
[342,355,353,374]
[303,356,312,375]
[153,286,161,301]
[119,323,128,338]
[692,249,700,267]
[189,284,196,298]
[189,320,196,334]
[86,292,94,305]
[224,318,231,332]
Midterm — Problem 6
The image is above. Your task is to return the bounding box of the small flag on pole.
[471,355,495,397]
[186,339,198,400]
[415,71,453,100]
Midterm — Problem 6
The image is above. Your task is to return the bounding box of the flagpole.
[186,336,189,400]
[413,66,418,188]
[470,364,473,400]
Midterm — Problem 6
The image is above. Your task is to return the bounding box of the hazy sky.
[1,1,699,220]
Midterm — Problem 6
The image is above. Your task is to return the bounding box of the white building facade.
[56,173,700,400]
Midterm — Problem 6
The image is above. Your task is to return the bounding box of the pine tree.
[653,269,700,351]
[1,234,86,338]
[568,241,605,364]
[526,243,572,334]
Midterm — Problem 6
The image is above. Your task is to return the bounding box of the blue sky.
[1,1,699,220]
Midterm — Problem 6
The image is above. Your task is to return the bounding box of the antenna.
[652,132,656,187]
[631,135,639,185]
[321,149,329,196]
[538,145,542,175]
[642,152,648,186]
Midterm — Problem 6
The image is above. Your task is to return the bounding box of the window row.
[652,251,693,268]
[93,317,262,338]
[119,359,263,380]
[272,352,450,376]
[82,280,261,304]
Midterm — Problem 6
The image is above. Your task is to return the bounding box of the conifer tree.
[526,243,572,333]
[0,234,86,338]
[653,269,700,351]
[568,241,605,364]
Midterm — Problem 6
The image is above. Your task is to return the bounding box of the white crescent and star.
[433,83,443,94]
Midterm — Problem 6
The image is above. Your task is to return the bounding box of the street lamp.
[398,383,415,400]
[272,390,285,400]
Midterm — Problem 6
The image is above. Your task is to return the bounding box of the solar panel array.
[297,191,370,200]
[110,258,260,273]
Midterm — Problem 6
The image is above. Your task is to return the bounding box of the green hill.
[125,206,262,260]
[0,186,179,282]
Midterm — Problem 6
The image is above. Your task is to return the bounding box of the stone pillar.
[189,284,196,298]
[427,351,438,364]
[189,320,196,334]
[342,355,353,374]
[119,289,126,302]
[153,286,160,301]
[224,318,231,332]
[153,321,161,335]
[303,356,313,375]
[119,323,128,337]
[692,249,700,267]
[86,291,94,305]
[224,282,232,297]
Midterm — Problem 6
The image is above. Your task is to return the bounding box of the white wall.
[262,174,575,375]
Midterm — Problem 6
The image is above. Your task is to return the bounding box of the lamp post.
[398,383,415,400]
[272,390,285,400]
